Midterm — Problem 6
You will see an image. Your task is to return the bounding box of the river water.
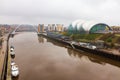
[9,32,120,80]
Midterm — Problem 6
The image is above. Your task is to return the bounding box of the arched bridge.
[11,25,38,35]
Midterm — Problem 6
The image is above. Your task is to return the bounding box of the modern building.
[47,24,55,32]
[38,24,44,33]
[56,24,64,32]
[68,20,112,34]
[47,24,64,32]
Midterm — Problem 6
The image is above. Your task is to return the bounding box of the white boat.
[10,51,15,56]
[10,48,14,52]
[10,47,15,55]
[11,64,19,77]
[86,45,97,50]
[11,61,15,66]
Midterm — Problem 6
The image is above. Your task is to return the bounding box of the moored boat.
[10,46,15,56]
[11,64,19,77]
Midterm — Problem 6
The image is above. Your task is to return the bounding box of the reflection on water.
[67,48,106,65]
[12,76,19,80]
[11,54,15,59]
[38,36,44,43]
[9,32,120,80]
[41,35,120,67]
[40,36,106,65]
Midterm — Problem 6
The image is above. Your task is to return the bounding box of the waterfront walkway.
[0,35,8,79]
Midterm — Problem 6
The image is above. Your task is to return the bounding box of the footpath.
[0,35,8,79]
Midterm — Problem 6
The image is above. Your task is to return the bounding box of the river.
[9,32,120,80]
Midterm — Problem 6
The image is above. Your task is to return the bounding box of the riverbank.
[61,32,120,56]
[38,33,120,61]
[42,34,120,67]
[61,32,120,48]
[0,36,7,80]
[0,33,11,80]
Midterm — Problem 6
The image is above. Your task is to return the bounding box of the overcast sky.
[0,0,120,26]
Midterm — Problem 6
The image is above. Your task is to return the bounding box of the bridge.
[11,25,21,35]
[11,25,38,35]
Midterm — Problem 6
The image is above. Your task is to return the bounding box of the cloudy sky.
[0,0,120,25]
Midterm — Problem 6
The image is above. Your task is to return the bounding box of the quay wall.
[73,44,120,61]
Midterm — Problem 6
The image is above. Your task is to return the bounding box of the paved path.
[0,35,8,79]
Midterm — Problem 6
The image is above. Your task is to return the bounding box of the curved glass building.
[68,20,112,34]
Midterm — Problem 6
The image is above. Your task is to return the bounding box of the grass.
[61,32,120,48]
[76,39,91,43]
[61,32,103,41]
[100,33,120,43]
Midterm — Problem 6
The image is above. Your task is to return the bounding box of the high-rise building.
[56,24,64,32]
[46,24,64,32]
[38,24,44,33]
